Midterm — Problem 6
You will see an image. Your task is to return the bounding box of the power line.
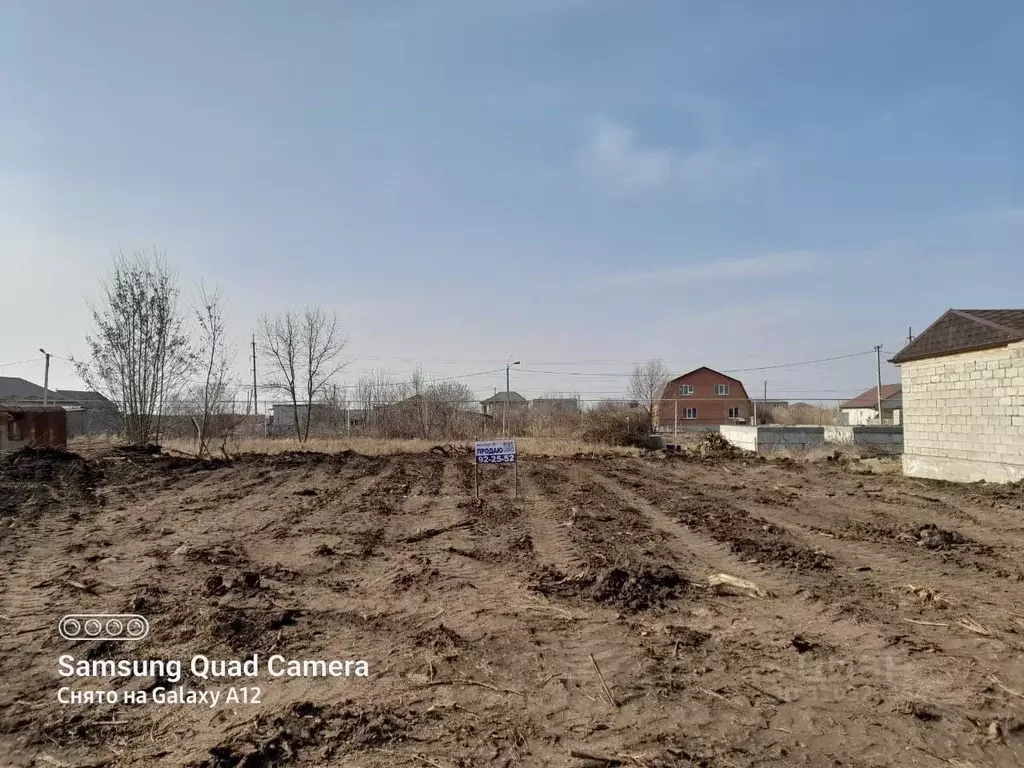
[516,349,879,379]
[0,358,43,370]
[721,349,877,373]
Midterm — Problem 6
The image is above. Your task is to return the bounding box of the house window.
[679,384,694,395]
[728,407,742,419]
[714,384,730,396]
[684,408,697,419]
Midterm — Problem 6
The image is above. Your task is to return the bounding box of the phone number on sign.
[477,454,515,464]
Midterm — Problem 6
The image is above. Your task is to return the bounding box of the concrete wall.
[900,341,1024,483]
[756,426,825,452]
[824,425,903,453]
[841,406,901,426]
[719,425,758,452]
[842,408,876,426]
[718,425,826,453]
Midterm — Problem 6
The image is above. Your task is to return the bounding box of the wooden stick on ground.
[589,653,618,708]
[569,749,623,765]
[990,675,1024,699]
[742,680,789,705]
[416,678,524,697]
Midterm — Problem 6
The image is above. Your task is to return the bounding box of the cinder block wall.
[901,341,1024,483]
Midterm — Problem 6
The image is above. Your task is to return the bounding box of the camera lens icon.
[125,618,146,638]
[60,617,81,638]
[59,614,149,642]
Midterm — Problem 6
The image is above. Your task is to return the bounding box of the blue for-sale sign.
[474,439,516,464]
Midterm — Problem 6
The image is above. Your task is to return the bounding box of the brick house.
[657,367,752,429]
[890,309,1024,483]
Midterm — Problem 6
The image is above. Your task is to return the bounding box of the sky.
[1,0,1022,407]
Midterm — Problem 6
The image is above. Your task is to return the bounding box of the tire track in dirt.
[735,464,1023,558]
[580,464,1024,765]
[643,462,1024,646]
[519,462,588,573]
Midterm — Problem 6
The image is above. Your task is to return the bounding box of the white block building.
[839,384,903,425]
[891,309,1024,483]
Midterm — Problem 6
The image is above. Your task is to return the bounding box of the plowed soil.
[2,447,1024,767]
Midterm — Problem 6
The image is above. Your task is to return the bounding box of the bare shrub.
[580,401,648,446]
[765,403,839,426]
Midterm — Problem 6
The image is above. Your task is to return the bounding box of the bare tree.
[75,248,193,445]
[408,365,429,438]
[258,307,347,442]
[300,307,347,440]
[627,359,672,432]
[186,285,234,457]
[258,310,301,439]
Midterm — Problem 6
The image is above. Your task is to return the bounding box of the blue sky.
[1,0,1021,404]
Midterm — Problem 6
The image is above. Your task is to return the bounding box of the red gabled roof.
[662,367,750,398]
[669,366,746,385]
[840,384,902,410]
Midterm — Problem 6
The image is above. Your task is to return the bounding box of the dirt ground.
[1,443,1023,767]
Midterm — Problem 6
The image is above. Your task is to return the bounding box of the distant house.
[891,308,1024,484]
[269,402,365,436]
[0,377,118,436]
[657,367,752,429]
[0,376,56,403]
[480,391,528,418]
[840,385,903,426]
[54,389,121,435]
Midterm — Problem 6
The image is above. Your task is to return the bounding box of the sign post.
[473,439,518,500]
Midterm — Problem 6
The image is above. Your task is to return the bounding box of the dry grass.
[70,435,642,459]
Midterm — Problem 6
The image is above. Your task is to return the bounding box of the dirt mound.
[666,432,749,463]
[697,432,743,458]
[192,702,434,767]
[912,524,971,550]
[412,623,467,652]
[185,542,248,566]
[0,447,98,484]
[0,447,100,518]
[110,443,162,456]
[531,564,687,612]
[429,444,471,458]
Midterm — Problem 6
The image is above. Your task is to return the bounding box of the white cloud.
[577,118,767,198]
[595,251,819,287]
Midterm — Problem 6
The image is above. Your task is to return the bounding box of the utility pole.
[251,333,258,419]
[39,349,51,405]
[874,344,883,425]
[762,380,768,425]
[503,359,520,437]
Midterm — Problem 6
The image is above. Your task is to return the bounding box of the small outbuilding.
[0,405,68,453]
[840,384,903,425]
[890,309,1024,483]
